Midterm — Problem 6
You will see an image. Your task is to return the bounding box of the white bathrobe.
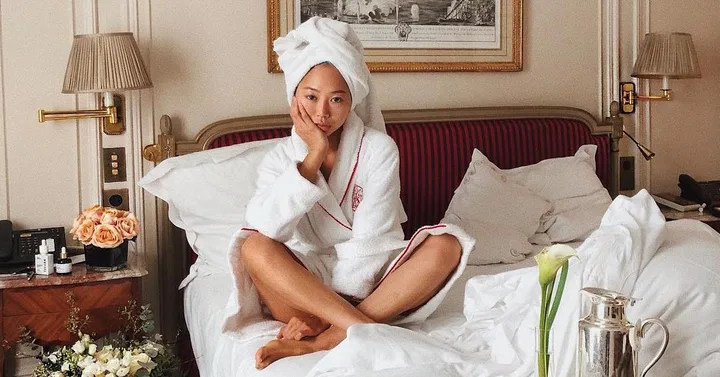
[221,112,476,341]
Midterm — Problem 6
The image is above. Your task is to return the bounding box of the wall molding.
[0,9,9,220]
[73,0,103,214]
[600,0,621,120]
[633,0,651,191]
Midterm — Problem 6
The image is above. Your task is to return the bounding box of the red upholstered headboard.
[197,108,613,239]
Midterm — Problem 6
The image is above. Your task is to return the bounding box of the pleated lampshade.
[62,32,153,93]
[631,32,702,79]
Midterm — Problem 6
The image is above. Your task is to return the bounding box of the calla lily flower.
[535,243,578,377]
[535,244,577,285]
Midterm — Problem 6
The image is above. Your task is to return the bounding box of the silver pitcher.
[577,287,669,377]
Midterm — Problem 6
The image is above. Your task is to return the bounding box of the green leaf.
[546,261,570,329]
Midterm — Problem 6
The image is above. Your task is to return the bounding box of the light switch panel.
[103,147,126,182]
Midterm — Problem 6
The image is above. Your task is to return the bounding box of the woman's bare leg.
[239,232,374,330]
[252,278,329,339]
[253,233,462,369]
[357,233,462,322]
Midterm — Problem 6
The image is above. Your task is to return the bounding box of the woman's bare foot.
[255,339,315,370]
[256,325,348,369]
[277,315,330,340]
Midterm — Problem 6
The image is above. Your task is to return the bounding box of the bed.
[139,106,720,377]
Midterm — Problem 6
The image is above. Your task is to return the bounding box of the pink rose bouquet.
[70,205,140,248]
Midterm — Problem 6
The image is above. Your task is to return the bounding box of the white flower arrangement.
[36,332,167,377]
[31,299,181,377]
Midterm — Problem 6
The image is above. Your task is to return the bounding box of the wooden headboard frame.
[143,105,622,197]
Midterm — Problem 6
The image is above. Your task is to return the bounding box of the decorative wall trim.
[0,10,9,220]
[74,0,103,214]
[126,0,180,339]
[633,0,651,190]
[599,0,620,121]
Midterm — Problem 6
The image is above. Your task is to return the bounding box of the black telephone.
[678,174,720,216]
[0,220,66,272]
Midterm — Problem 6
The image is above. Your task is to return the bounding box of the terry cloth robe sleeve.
[331,131,408,299]
[244,143,325,242]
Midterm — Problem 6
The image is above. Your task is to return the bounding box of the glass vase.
[84,240,128,271]
[535,327,554,377]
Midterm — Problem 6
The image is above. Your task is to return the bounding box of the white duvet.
[185,190,720,377]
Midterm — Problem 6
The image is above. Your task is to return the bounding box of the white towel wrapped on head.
[274,16,385,132]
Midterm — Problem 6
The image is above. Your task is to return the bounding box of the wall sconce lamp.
[620,32,701,114]
[38,32,152,135]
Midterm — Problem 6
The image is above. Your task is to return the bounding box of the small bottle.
[55,247,73,275]
[35,239,54,275]
[46,238,56,262]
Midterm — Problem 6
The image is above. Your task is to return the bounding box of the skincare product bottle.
[55,247,72,275]
[35,239,54,275]
[46,238,56,261]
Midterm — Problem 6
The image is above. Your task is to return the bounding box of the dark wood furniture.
[0,263,147,377]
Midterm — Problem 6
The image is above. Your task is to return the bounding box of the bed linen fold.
[303,189,668,377]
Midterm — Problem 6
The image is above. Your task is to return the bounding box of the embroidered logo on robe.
[352,184,364,211]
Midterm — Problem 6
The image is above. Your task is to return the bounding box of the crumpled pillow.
[443,156,552,265]
[474,145,612,243]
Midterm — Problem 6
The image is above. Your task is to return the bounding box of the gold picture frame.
[267,0,522,73]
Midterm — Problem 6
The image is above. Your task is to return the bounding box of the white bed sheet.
[183,249,548,377]
[183,216,720,377]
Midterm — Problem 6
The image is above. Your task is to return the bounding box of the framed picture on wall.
[267,0,523,72]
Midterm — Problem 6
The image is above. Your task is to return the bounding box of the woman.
[223,16,476,369]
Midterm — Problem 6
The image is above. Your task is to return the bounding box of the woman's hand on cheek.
[292,97,328,160]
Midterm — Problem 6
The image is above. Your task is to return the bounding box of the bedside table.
[660,206,720,233]
[0,261,147,376]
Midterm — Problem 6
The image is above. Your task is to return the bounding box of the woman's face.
[294,63,352,136]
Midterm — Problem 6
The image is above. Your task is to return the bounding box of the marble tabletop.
[0,260,148,289]
[660,205,719,222]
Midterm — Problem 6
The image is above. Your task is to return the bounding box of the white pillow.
[474,145,602,200]
[441,214,534,264]
[443,157,552,264]
[474,146,612,242]
[541,190,611,242]
[138,139,281,271]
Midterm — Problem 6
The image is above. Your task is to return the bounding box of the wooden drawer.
[4,307,127,345]
[3,279,133,316]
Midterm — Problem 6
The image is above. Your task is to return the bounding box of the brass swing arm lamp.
[620,32,701,114]
[39,107,117,123]
[39,92,118,123]
[38,32,152,135]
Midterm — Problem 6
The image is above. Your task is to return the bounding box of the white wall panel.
[2,0,78,229]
